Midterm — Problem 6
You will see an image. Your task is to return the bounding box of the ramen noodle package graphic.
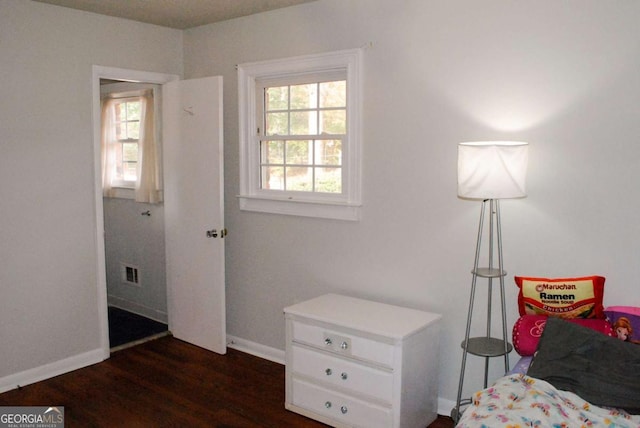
[515,275,605,319]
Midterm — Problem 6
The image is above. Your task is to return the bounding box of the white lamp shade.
[457,141,528,199]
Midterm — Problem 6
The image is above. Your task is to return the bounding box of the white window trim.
[238,49,363,221]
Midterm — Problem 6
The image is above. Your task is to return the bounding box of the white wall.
[0,0,181,384]
[104,198,167,322]
[183,0,640,406]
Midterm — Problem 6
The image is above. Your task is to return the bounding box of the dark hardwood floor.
[0,336,454,427]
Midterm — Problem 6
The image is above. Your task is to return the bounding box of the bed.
[456,299,640,428]
[457,373,640,428]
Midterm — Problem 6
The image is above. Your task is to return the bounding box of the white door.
[163,76,226,354]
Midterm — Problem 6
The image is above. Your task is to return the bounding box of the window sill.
[238,195,361,221]
[104,187,135,200]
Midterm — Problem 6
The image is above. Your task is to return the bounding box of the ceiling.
[32,0,317,29]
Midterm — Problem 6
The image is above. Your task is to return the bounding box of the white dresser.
[284,294,442,428]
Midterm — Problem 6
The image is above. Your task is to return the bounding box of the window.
[238,49,362,221]
[112,98,141,186]
[101,86,162,204]
[260,79,345,193]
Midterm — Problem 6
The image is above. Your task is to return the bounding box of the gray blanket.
[527,317,640,414]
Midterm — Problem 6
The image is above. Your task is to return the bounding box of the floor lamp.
[453,141,529,421]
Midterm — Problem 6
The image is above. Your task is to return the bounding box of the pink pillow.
[512,315,613,356]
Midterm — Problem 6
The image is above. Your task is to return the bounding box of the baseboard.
[226,335,285,365]
[438,397,455,418]
[0,348,105,394]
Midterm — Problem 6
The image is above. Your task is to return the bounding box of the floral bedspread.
[456,374,640,428]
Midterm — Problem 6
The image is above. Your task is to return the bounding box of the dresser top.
[284,293,441,339]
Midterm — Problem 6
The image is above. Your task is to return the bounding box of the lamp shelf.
[472,268,506,278]
[462,337,513,357]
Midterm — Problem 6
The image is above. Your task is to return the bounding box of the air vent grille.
[121,263,140,286]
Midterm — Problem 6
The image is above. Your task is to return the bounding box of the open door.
[163,76,226,354]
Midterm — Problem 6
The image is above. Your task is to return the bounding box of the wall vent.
[121,263,140,286]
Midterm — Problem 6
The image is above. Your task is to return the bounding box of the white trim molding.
[0,348,104,393]
[237,49,363,221]
[226,335,285,365]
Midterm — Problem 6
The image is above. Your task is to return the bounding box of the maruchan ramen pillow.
[605,306,640,344]
[512,314,613,356]
[514,275,605,319]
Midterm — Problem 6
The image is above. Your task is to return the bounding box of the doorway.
[93,66,227,359]
[93,66,180,357]
[99,78,170,351]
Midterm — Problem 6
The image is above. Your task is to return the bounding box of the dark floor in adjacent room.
[108,306,168,348]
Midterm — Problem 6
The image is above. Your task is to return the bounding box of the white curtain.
[135,90,163,203]
[100,98,118,198]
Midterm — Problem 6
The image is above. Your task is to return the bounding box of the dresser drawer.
[291,320,395,367]
[291,377,392,428]
[291,344,393,403]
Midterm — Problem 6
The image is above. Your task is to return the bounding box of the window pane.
[316,140,342,166]
[320,81,346,108]
[320,109,346,134]
[286,140,312,165]
[290,111,317,135]
[261,140,284,164]
[122,142,138,162]
[315,167,342,193]
[127,121,140,139]
[290,84,317,110]
[286,167,312,191]
[123,162,137,182]
[266,112,288,135]
[266,86,288,111]
[261,166,284,190]
[127,101,140,120]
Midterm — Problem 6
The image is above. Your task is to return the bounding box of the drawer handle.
[341,372,348,380]
[324,338,333,346]
[340,341,349,350]
[325,368,332,376]
[325,401,332,409]
[340,405,348,414]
